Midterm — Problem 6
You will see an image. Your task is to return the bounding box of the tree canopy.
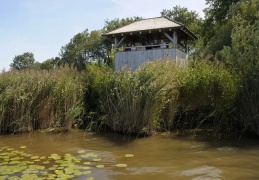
[10,52,35,70]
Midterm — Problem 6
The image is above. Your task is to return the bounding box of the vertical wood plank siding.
[115,48,187,71]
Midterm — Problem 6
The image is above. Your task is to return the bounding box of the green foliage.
[161,6,203,36]
[200,0,241,50]
[179,60,239,110]
[59,29,112,70]
[40,57,61,70]
[161,6,203,53]
[84,63,112,129]
[205,20,233,56]
[10,52,35,70]
[0,67,85,134]
[216,0,259,135]
[205,0,241,23]
[83,60,239,135]
[103,17,142,32]
[84,61,180,134]
[59,30,89,70]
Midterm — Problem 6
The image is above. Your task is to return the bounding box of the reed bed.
[177,60,240,133]
[237,71,259,136]
[1,59,255,137]
[84,60,239,135]
[0,67,84,134]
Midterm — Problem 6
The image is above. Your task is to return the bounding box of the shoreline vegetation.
[1,0,258,139]
[0,59,258,138]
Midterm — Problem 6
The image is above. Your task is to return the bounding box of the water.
[1,130,259,179]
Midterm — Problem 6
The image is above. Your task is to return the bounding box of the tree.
[59,29,111,70]
[59,17,143,70]
[10,52,35,70]
[161,6,203,36]
[205,0,241,23]
[217,0,259,73]
[40,57,61,70]
[161,6,203,53]
[103,17,142,32]
[215,0,259,134]
[59,30,89,70]
[201,0,242,48]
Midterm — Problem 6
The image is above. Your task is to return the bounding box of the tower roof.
[103,17,197,40]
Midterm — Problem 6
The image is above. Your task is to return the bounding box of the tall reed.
[0,67,84,134]
[237,70,259,136]
[84,60,239,135]
[85,61,182,135]
[177,59,240,133]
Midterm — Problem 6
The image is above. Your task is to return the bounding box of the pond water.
[1,130,259,180]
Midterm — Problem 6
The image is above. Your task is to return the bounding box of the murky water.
[1,130,259,180]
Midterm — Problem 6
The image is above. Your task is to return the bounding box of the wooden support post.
[173,31,178,48]
[115,37,118,50]
[163,32,174,43]
[185,37,188,53]
[116,37,125,48]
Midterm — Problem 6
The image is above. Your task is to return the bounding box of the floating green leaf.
[81,153,98,158]
[82,170,91,175]
[96,165,104,168]
[93,158,101,162]
[87,178,95,180]
[31,156,40,160]
[20,146,27,149]
[83,162,91,165]
[77,150,85,154]
[125,154,134,158]
[43,161,50,165]
[115,164,128,168]
[40,156,46,160]
[49,154,61,160]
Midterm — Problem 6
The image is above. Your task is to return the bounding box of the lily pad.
[125,154,134,158]
[93,158,101,162]
[43,161,50,164]
[49,154,61,160]
[77,150,85,154]
[31,156,40,160]
[87,178,95,180]
[115,164,128,167]
[20,146,27,149]
[82,170,91,175]
[81,153,98,158]
[40,156,46,160]
[54,169,63,174]
[83,162,91,165]
[96,165,104,168]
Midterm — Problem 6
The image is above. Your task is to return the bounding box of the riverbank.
[0,60,258,138]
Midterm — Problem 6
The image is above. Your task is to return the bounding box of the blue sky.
[0,0,207,71]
